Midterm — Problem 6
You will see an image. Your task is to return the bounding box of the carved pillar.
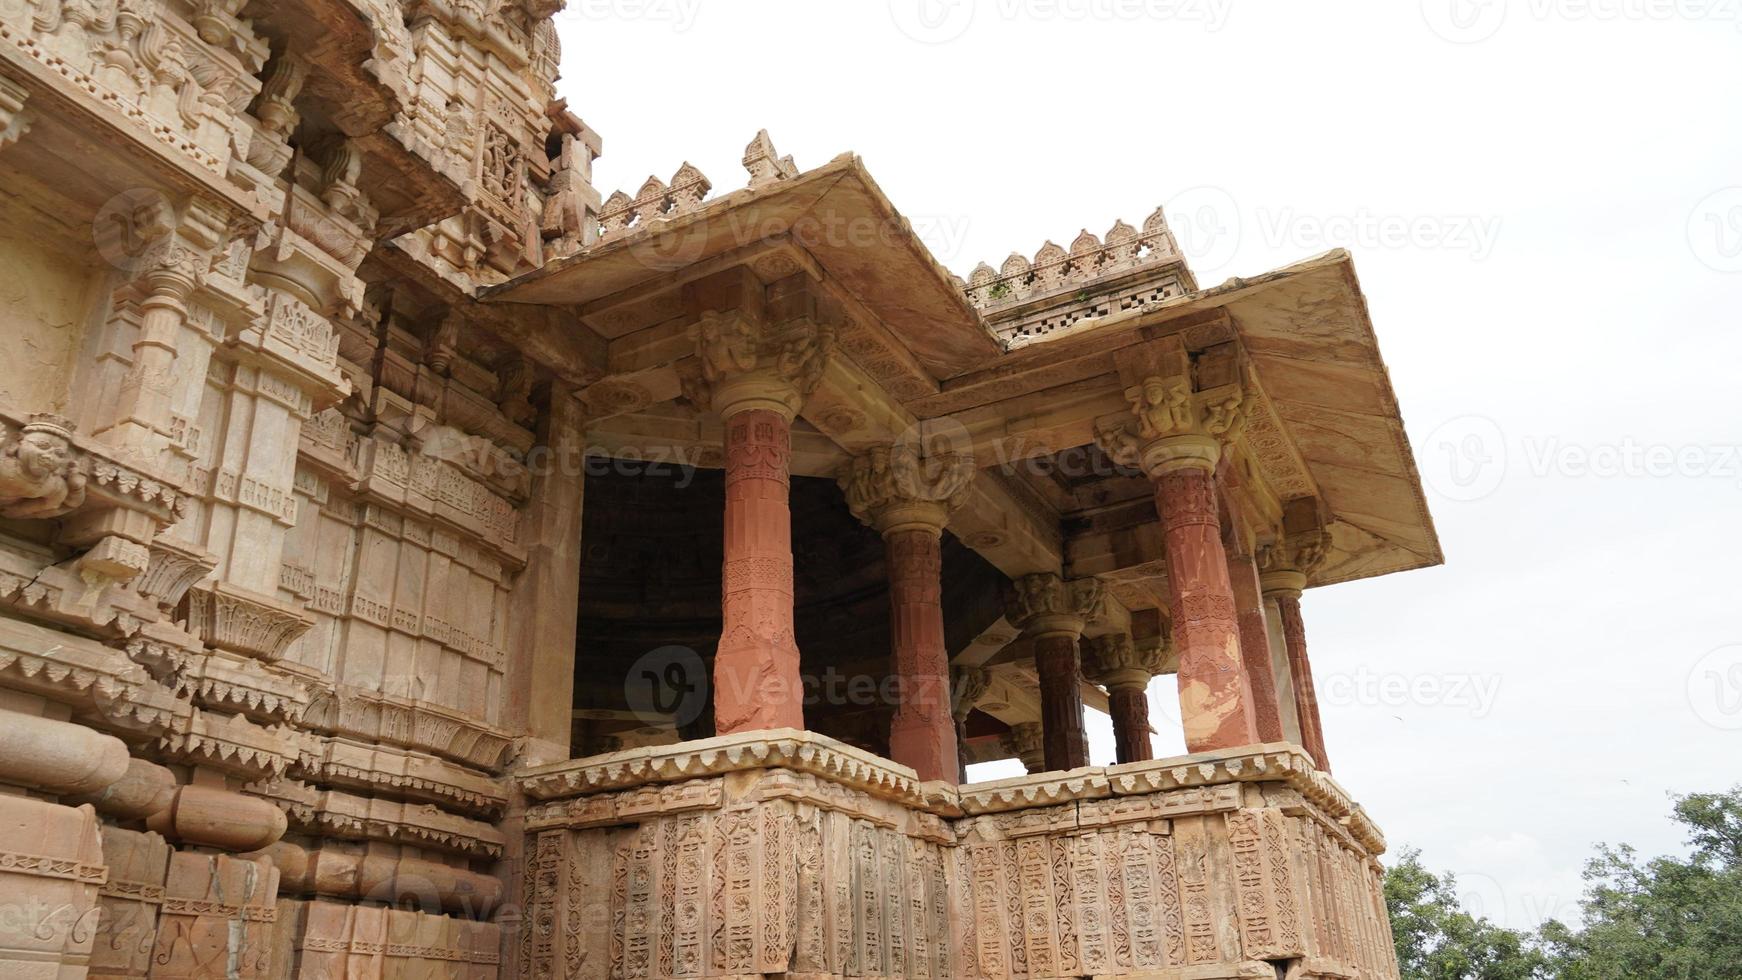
[1004,721,1045,774]
[1005,573,1104,771]
[842,443,976,782]
[104,243,207,459]
[1226,545,1285,743]
[1097,337,1261,753]
[682,284,832,736]
[1260,525,1334,771]
[1085,633,1170,763]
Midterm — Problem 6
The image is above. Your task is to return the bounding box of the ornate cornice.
[839,443,976,535]
[516,729,957,814]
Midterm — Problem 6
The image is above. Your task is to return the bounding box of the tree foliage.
[1386,786,1742,980]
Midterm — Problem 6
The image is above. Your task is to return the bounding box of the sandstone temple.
[0,3,1442,978]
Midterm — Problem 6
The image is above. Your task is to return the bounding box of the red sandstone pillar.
[1226,547,1285,743]
[714,408,804,734]
[1005,574,1103,771]
[686,289,833,736]
[1262,565,1332,772]
[884,528,956,782]
[1152,458,1261,753]
[1033,631,1089,770]
[1109,687,1151,762]
[1098,337,1263,754]
[841,443,976,783]
[1086,633,1169,763]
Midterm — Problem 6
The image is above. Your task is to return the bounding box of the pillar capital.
[680,308,833,421]
[1093,336,1248,478]
[1004,721,1045,774]
[840,443,976,536]
[1084,633,1170,693]
[1258,528,1330,598]
[1004,573,1105,638]
[949,665,992,723]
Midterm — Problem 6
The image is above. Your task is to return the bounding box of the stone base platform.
[513,731,1399,980]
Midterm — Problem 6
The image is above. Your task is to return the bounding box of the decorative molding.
[180,582,314,662]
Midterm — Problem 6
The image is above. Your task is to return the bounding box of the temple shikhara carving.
[0,3,1441,978]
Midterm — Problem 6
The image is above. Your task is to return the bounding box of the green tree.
[1537,787,1742,980]
[1384,849,1547,979]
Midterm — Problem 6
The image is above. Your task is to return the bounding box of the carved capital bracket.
[1094,336,1249,478]
[0,76,32,151]
[949,665,992,722]
[839,443,976,536]
[1004,572,1106,638]
[1258,498,1332,596]
[1084,632,1172,692]
[679,308,835,421]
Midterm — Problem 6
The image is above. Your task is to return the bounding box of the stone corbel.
[681,308,835,420]
[1094,336,1251,477]
[0,414,89,520]
[178,580,315,662]
[1004,572,1107,638]
[839,442,976,535]
[0,76,33,151]
[1084,633,1171,693]
[949,665,992,723]
[1257,498,1333,595]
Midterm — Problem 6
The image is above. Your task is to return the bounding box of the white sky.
[556,0,1742,931]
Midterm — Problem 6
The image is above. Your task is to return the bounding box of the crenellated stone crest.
[680,309,835,420]
[742,128,798,188]
[839,442,976,535]
[1095,336,1250,477]
[1004,572,1108,637]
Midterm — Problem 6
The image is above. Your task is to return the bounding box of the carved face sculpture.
[16,431,70,480]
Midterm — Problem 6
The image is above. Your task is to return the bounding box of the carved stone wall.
[0,0,594,976]
[517,732,1401,980]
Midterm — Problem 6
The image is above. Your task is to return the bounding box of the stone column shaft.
[1226,547,1285,743]
[715,408,803,734]
[1155,464,1261,752]
[1108,686,1153,763]
[1275,590,1331,772]
[884,527,956,782]
[1085,633,1166,765]
[841,442,975,783]
[1032,629,1089,771]
[1005,573,1103,772]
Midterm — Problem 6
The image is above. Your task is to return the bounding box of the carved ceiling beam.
[945,469,1063,580]
[576,236,823,331]
[944,377,1131,474]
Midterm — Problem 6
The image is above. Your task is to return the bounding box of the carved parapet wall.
[514,733,1400,980]
[962,206,1197,348]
